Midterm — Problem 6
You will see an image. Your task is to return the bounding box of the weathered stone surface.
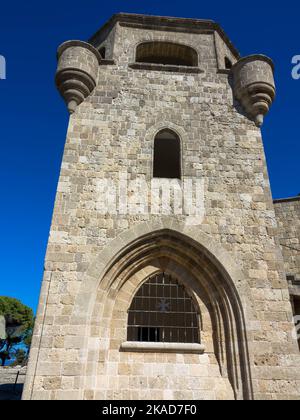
[274,197,300,281]
[22,13,300,401]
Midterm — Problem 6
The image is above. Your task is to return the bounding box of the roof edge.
[88,13,240,59]
[273,196,300,204]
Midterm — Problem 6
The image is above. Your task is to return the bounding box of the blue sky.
[0,0,299,312]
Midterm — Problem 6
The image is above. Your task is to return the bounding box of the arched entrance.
[81,228,253,400]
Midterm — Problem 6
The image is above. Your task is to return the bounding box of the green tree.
[0,297,34,366]
[11,348,27,367]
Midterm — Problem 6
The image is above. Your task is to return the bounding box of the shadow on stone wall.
[0,383,23,400]
[0,367,26,401]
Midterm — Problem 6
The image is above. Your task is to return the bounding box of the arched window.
[136,42,198,67]
[127,272,200,343]
[153,129,181,179]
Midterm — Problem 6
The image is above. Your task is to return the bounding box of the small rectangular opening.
[292,296,300,351]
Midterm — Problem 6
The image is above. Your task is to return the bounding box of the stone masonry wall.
[274,197,300,280]
[23,19,300,400]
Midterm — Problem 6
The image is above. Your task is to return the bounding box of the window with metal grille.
[153,129,181,179]
[127,272,200,343]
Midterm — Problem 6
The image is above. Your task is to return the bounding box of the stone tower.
[23,14,300,400]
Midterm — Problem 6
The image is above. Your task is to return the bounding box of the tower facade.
[23,14,300,400]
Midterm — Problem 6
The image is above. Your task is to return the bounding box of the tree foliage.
[0,297,34,330]
[0,297,34,366]
[11,349,27,367]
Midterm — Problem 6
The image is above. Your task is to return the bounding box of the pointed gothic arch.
[78,225,253,400]
[25,221,254,401]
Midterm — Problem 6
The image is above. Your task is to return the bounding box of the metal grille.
[127,272,200,343]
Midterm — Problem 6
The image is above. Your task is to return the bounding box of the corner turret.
[232,55,276,127]
[55,41,101,113]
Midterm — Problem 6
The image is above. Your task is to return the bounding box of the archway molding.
[74,220,254,400]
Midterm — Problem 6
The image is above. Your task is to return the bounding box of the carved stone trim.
[129,62,203,73]
[120,341,206,354]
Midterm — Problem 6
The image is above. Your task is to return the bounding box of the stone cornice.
[273,196,300,204]
[57,40,102,64]
[88,13,240,59]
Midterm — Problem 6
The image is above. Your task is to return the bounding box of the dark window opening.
[292,296,300,351]
[225,57,233,69]
[99,47,106,59]
[153,129,181,179]
[138,327,160,342]
[136,42,198,67]
[127,272,200,344]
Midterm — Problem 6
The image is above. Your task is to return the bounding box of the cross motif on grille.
[157,298,170,312]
